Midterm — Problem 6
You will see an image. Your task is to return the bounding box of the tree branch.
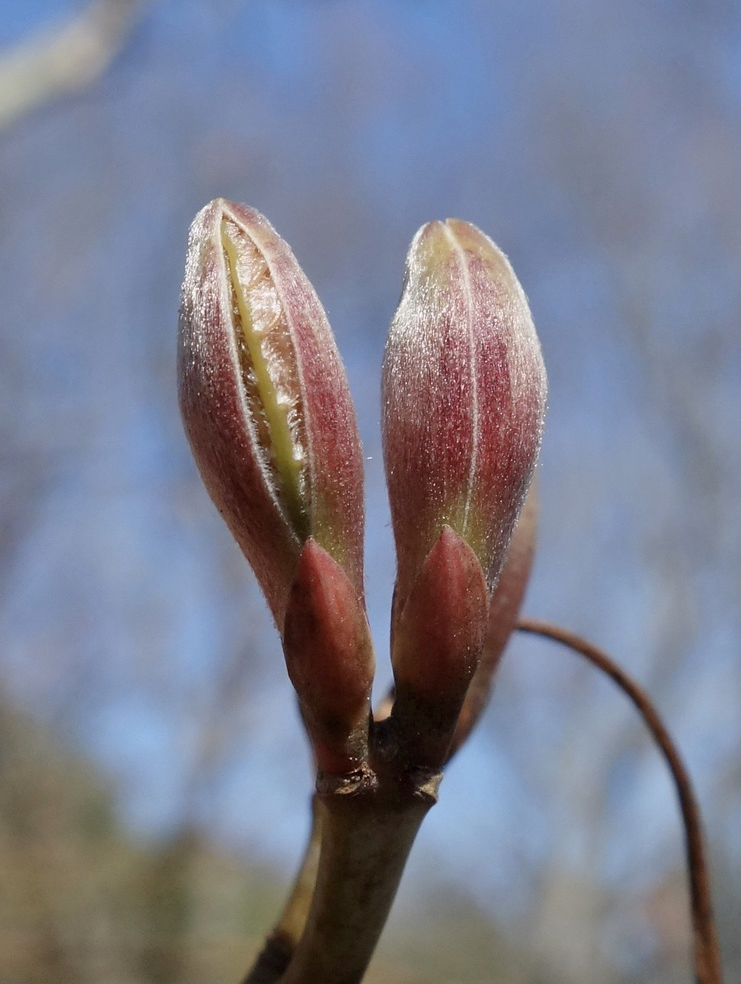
[516,617,723,984]
[242,718,441,984]
[279,781,433,984]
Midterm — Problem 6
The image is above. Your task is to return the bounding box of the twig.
[241,719,442,984]
[516,617,723,984]
[239,488,537,983]
[279,775,434,984]
[240,609,721,984]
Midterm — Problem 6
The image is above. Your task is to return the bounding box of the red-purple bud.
[283,539,375,776]
[388,526,489,768]
[392,526,488,703]
[178,200,364,628]
[449,483,538,757]
[382,219,546,618]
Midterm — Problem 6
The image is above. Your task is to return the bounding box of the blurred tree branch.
[0,0,149,131]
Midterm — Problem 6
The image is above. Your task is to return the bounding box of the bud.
[178,200,364,627]
[389,526,488,769]
[382,219,546,619]
[392,526,488,704]
[283,539,375,777]
[449,482,538,758]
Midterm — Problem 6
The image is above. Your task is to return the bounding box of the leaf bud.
[178,200,365,628]
[389,525,489,769]
[382,218,546,622]
[282,539,375,777]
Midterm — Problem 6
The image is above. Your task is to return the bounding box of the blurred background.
[1,1,739,981]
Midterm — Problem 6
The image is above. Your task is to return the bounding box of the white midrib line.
[442,222,477,536]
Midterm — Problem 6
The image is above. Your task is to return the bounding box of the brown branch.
[516,617,723,984]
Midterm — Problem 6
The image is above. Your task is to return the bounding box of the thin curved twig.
[516,617,723,984]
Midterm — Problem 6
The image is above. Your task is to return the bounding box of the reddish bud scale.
[178,200,364,628]
[283,539,375,776]
[449,483,538,758]
[389,526,489,768]
[383,219,547,616]
[392,526,488,703]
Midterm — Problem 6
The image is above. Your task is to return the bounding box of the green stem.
[280,788,432,984]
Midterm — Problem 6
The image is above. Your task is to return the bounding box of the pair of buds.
[178,200,547,778]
